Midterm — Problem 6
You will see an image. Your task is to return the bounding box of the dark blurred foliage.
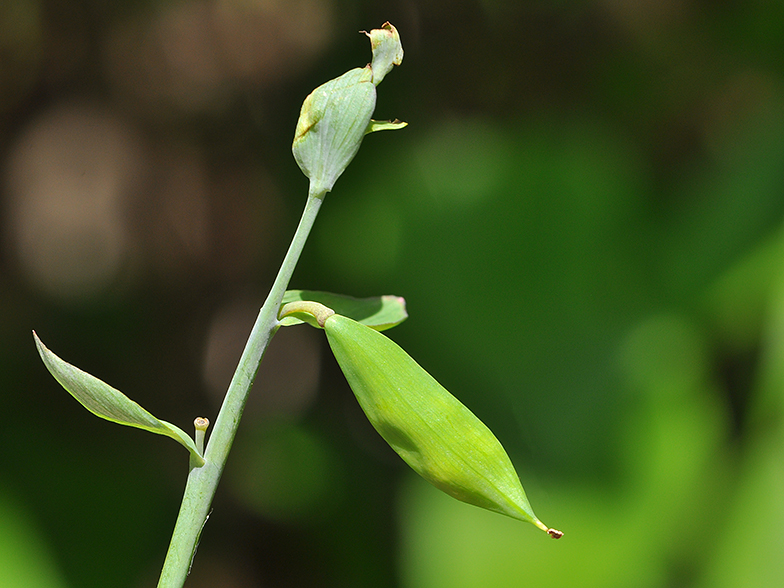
[2,1,784,587]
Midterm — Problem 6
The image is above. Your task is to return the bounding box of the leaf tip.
[32,330,51,361]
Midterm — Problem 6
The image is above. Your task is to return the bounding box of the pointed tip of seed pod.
[533,518,562,538]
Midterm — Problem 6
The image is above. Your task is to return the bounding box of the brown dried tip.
[194,417,210,431]
[547,528,564,539]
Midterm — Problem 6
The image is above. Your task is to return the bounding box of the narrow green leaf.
[280,290,407,330]
[33,332,204,465]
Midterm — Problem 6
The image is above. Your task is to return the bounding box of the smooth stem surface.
[157,192,325,588]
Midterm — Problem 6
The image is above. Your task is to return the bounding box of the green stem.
[157,192,325,588]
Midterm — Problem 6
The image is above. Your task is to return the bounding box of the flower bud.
[324,314,559,535]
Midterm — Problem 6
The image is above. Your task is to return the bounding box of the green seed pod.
[292,23,406,198]
[324,314,561,536]
[292,65,376,197]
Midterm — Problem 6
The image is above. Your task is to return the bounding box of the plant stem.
[157,191,325,588]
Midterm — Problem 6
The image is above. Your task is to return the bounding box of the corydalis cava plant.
[34,21,559,588]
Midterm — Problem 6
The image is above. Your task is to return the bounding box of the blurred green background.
[3,1,784,587]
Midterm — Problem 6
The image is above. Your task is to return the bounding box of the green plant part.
[33,332,204,466]
[193,417,209,455]
[279,289,407,330]
[365,22,404,85]
[321,313,562,538]
[33,22,560,588]
[292,22,406,198]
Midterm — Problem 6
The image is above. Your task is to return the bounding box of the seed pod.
[324,313,559,535]
[292,23,406,198]
[292,66,376,197]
